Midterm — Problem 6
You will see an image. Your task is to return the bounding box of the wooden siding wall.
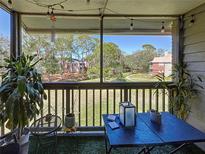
[184,3,205,150]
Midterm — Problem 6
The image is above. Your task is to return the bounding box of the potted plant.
[65,113,75,128]
[0,54,46,154]
[155,63,203,120]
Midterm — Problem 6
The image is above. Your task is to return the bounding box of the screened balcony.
[0,0,205,154]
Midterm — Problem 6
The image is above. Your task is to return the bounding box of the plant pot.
[0,143,20,154]
[149,110,161,124]
[19,130,30,154]
[65,114,75,128]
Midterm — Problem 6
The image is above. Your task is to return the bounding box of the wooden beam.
[25,28,171,35]
[0,1,12,13]
[19,11,179,18]
[43,82,173,89]
[19,12,100,17]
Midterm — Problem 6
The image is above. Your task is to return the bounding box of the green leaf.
[17,76,26,96]
[197,76,203,82]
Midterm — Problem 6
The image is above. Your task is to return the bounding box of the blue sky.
[0,8,171,54]
[0,8,10,38]
[103,35,172,54]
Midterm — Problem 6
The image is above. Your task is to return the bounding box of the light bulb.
[47,7,50,16]
[161,21,165,33]
[8,0,12,9]
[86,0,90,4]
[189,15,195,27]
[161,26,165,33]
[130,19,134,31]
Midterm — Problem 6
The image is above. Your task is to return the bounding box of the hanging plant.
[155,63,203,120]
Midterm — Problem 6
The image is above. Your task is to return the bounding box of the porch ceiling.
[21,15,174,35]
[1,0,205,34]
[1,0,205,15]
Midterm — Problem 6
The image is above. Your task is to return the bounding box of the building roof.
[151,53,172,63]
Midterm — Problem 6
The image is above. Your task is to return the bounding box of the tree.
[72,34,97,61]
[157,48,168,56]
[22,32,50,56]
[0,35,10,80]
[22,32,52,75]
[124,44,157,73]
[43,53,60,77]
[54,35,73,73]
[22,32,72,78]
[142,44,156,52]
[124,54,138,72]
[87,42,124,80]
[0,35,10,63]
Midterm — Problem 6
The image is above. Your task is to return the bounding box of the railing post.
[124,88,128,102]
[62,90,65,124]
[168,88,174,114]
[66,89,70,114]
[142,89,145,112]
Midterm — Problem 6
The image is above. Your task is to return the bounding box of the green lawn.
[82,73,171,82]
[125,73,158,82]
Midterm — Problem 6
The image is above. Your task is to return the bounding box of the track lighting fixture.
[161,21,165,33]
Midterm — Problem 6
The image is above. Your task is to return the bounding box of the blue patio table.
[103,112,205,154]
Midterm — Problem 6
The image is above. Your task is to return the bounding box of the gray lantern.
[119,102,136,127]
